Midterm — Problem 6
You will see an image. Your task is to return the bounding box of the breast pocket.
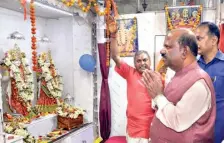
[213,76,224,100]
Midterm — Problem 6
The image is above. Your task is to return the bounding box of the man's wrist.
[153,94,170,109]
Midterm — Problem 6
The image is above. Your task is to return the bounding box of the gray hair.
[134,50,150,61]
[178,33,198,57]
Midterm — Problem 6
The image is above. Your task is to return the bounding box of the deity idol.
[2,46,34,116]
[36,51,63,114]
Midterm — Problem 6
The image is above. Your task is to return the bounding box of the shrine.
[0,0,223,143]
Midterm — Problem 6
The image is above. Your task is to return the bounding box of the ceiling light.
[7,31,25,40]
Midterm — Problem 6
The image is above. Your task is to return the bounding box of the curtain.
[219,23,224,53]
[98,43,111,141]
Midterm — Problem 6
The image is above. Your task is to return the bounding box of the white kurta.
[153,79,211,132]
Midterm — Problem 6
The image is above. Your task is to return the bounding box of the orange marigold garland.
[165,5,202,31]
[30,0,37,71]
[61,0,75,7]
[77,0,92,13]
[61,0,119,66]
[20,0,27,20]
[93,0,111,16]
[106,28,110,67]
[105,0,110,67]
[106,0,119,34]
[105,0,119,66]
[61,0,112,16]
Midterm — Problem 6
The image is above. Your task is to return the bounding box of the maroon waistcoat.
[150,62,216,143]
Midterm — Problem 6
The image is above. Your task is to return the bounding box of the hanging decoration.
[105,0,119,66]
[30,0,38,71]
[106,39,110,67]
[61,0,76,7]
[105,1,111,67]
[20,0,27,20]
[165,5,203,31]
[79,54,96,72]
[93,0,111,16]
[61,0,119,65]
[61,0,113,16]
[77,0,92,13]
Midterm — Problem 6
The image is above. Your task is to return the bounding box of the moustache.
[140,66,146,69]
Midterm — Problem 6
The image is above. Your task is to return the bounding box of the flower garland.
[93,0,111,16]
[77,0,92,13]
[129,17,137,48]
[106,31,110,67]
[106,11,110,67]
[61,0,119,66]
[193,5,203,30]
[105,0,119,66]
[37,53,63,99]
[30,0,38,71]
[61,0,112,16]
[61,0,75,7]
[56,102,84,119]
[4,122,37,143]
[117,30,127,46]
[3,49,34,108]
[20,0,27,20]
[165,6,173,30]
[165,5,202,31]
[106,0,119,34]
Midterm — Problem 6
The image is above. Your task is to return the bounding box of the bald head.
[167,28,198,57]
[160,28,198,72]
[167,28,195,42]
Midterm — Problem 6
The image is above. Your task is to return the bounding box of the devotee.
[110,35,154,143]
[142,28,216,143]
[195,21,224,143]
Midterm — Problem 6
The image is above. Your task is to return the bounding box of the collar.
[175,61,198,76]
[198,50,224,63]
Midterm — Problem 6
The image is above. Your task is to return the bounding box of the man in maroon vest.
[141,29,216,143]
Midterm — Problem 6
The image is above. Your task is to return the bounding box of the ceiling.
[0,0,220,18]
[0,0,73,19]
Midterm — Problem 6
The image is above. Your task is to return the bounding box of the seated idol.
[36,51,63,114]
[2,46,34,116]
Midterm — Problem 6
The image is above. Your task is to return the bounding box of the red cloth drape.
[10,66,29,116]
[98,43,111,141]
[10,79,29,116]
[37,80,57,106]
[219,23,224,53]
